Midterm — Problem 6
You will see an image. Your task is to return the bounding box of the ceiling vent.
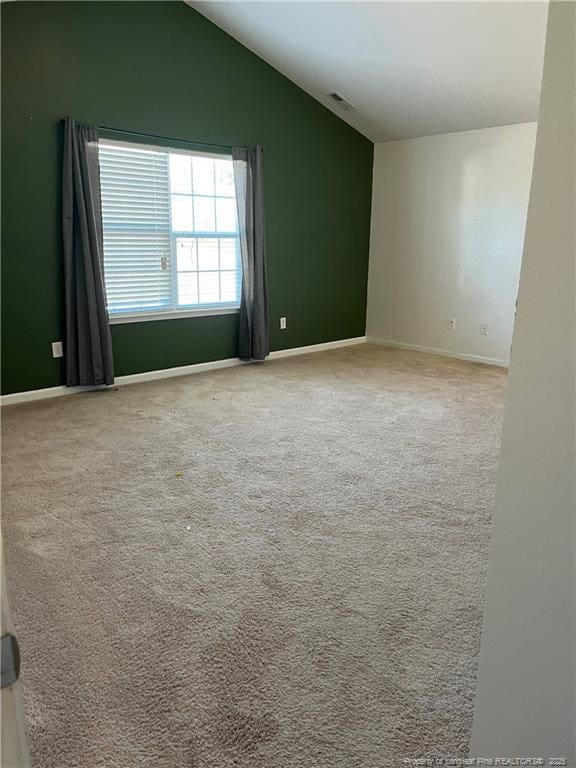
[329,92,355,111]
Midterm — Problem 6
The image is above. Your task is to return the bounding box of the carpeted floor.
[2,344,507,768]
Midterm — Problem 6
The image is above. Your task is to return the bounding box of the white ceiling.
[187,1,548,142]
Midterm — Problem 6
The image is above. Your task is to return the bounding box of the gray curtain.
[62,117,114,386]
[232,145,269,361]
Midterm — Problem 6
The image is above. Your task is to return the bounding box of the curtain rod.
[98,124,241,151]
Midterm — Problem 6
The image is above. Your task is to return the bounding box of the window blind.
[98,140,241,318]
[99,143,172,314]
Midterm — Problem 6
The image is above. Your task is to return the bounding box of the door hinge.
[1,633,21,689]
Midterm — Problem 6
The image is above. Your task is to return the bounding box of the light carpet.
[1,344,507,768]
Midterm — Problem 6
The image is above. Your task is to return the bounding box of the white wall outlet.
[480,323,489,336]
[280,316,287,330]
[51,341,63,359]
[448,318,456,331]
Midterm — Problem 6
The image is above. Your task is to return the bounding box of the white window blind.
[98,140,242,319]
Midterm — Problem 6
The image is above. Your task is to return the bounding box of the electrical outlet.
[448,318,456,331]
[280,316,287,330]
[51,341,63,359]
[480,323,488,336]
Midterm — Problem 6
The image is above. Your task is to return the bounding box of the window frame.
[98,138,242,325]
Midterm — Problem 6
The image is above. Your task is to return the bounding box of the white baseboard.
[270,336,366,360]
[0,336,367,406]
[366,336,509,368]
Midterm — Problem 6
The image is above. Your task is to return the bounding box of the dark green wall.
[1,1,373,395]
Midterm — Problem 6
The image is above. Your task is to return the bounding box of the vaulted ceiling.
[187,1,548,142]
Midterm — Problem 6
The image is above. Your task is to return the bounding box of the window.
[98,140,241,321]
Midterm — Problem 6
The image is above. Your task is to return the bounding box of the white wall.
[366,123,537,365]
[470,0,575,761]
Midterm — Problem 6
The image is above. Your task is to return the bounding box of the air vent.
[329,92,355,111]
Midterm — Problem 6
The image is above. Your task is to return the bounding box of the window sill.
[108,307,240,325]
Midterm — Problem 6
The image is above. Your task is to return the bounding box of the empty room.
[1,1,574,766]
